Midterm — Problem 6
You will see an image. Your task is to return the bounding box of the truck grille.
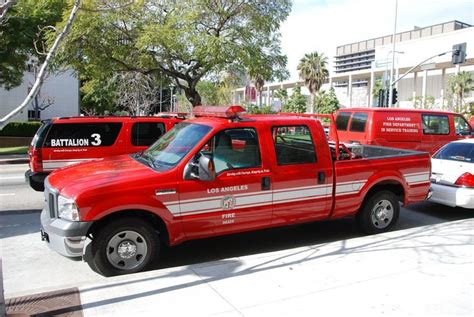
[44,180,58,219]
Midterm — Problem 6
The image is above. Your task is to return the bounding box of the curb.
[0,158,29,165]
[0,209,42,216]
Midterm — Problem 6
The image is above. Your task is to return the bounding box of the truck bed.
[330,142,428,160]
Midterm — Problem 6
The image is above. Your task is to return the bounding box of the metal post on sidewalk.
[0,258,6,317]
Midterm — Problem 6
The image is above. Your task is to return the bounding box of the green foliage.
[409,96,435,110]
[197,74,241,106]
[447,71,474,114]
[0,146,29,155]
[297,52,329,94]
[244,103,274,114]
[372,79,383,98]
[315,87,340,114]
[0,0,67,89]
[0,121,42,137]
[282,86,307,113]
[274,88,288,104]
[80,77,117,115]
[57,0,291,107]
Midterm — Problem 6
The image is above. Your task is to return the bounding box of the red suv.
[26,115,184,191]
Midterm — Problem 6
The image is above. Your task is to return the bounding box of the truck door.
[270,124,333,224]
[178,127,273,238]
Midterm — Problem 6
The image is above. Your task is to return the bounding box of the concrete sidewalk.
[5,218,474,316]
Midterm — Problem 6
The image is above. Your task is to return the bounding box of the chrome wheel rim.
[370,199,394,229]
[106,230,148,270]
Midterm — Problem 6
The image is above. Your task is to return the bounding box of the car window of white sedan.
[433,142,474,162]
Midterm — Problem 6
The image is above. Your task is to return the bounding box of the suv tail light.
[454,172,474,188]
[30,148,43,172]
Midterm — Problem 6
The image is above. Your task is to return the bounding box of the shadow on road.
[0,210,41,239]
[407,201,473,222]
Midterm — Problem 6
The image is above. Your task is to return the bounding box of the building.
[332,20,474,109]
[234,20,474,112]
[0,68,80,122]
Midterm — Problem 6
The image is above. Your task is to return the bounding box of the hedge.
[0,121,42,137]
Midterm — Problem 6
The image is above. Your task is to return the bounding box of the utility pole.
[388,0,398,107]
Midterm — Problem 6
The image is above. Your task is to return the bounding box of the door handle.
[261,177,271,190]
[317,171,326,184]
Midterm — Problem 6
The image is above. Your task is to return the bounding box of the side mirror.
[184,154,216,181]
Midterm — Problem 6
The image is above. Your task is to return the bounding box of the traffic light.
[452,43,466,65]
[392,88,398,105]
[378,89,385,107]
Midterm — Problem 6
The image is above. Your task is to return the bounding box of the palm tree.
[297,52,329,113]
[251,74,265,107]
[448,71,474,114]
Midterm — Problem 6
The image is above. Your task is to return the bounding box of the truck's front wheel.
[89,218,159,276]
[357,190,400,234]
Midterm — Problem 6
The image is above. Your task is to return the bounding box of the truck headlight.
[58,195,80,221]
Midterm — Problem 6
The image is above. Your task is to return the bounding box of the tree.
[0,0,81,129]
[315,87,340,114]
[274,88,288,104]
[410,95,435,110]
[297,51,329,113]
[372,79,383,103]
[114,72,161,116]
[447,71,474,114]
[282,85,307,113]
[0,0,17,22]
[58,0,292,107]
[0,0,68,90]
[197,72,241,106]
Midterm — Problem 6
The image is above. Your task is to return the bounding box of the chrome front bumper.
[40,208,92,257]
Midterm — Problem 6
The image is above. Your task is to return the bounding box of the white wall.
[0,70,79,121]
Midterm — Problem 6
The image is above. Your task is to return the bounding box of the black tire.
[88,218,159,277]
[356,190,400,235]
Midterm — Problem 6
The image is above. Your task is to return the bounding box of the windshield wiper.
[140,151,155,168]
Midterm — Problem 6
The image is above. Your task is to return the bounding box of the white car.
[429,139,474,209]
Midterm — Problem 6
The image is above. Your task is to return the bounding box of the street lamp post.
[384,50,404,89]
[388,0,398,106]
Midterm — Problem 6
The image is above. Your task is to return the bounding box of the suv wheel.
[88,218,159,276]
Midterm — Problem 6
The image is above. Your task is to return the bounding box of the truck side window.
[336,112,351,131]
[131,122,165,146]
[349,112,368,132]
[454,116,472,136]
[206,128,261,174]
[422,114,449,135]
[272,126,316,165]
[44,123,122,147]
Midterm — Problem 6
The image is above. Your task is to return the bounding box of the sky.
[280,0,474,81]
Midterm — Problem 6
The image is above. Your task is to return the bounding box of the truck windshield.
[141,122,211,171]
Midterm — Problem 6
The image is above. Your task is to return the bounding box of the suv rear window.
[349,112,368,132]
[44,122,122,147]
[131,122,165,146]
[336,112,351,131]
[31,120,52,148]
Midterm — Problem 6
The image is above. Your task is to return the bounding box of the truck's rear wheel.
[356,190,400,234]
[89,218,159,276]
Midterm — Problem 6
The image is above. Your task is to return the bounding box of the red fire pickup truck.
[40,106,431,276]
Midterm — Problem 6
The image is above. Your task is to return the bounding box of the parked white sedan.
[429,139,474,209]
